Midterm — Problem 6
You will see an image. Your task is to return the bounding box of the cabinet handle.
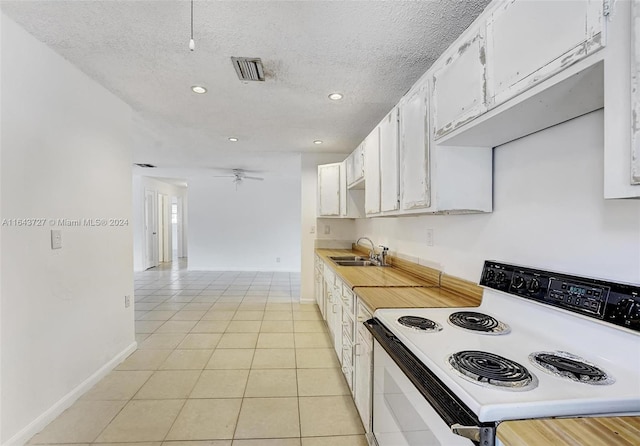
[355,343,361,356]
[357,316,365,322]
[332,304,337,313]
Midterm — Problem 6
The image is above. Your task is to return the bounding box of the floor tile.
[294,333,333,349]
[201,310,236,321]
[135,303,161,311]
[163,441,230,446]
[299,396,364,437]
[171,310,207,321]
[300,435,368,446]
[292,304,320,312]
[192,320,231,333]
[136,320,166,333]
[232,311,264,321]
[155,320,198,333]
[139,333,186,350]
[259,320,294,333]
[117,350,173,370]
[293,311,322,321]
[160,349,213,370]
[139,310,177,321]
[95,442,161,446]
[234,398,299,439]
[190,369,249,398]
[178,333,222,349]
[244,369,297,397]
[295,348,340,368]
[29,400,126,444]
[225,320,262,333]
[166,399,242,440]
[81,370,152,400]
[154,303,187,311]
[256,333,295,349]
[233,439,300,446]
[265,303,292,311]
[293,321,327,333]
[136,333,151,344]
[251,349,296,369]
[297,368,350,396]
[217,333,258,348]
[183,303,214,311]
[263,311,293,321]
[95,399,184,442]
[206,349,254,369]
[134,370,201,399]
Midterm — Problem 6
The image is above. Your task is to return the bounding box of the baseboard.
[299,297,316,304]
[3,341,137,446]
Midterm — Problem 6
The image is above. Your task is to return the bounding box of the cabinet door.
[339,161,348,216]
[486,0,604,108]
[379,108,400,212]
[345,151,356,187]
[364,128,381,215]
[354,327,373,432]
[632,0,640,184]
[399,80,431,210]
[318,163,340,216]
[433,29,487,139]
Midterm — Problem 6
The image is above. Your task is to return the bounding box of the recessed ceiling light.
[328,93,343,101]
[313,140,323,145]
[191,85,207,94]
[228,137,238,142]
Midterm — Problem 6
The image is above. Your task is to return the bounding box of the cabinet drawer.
[341,284,355,315]
[356,299,373,323]
[323,267,335,285]
[342,317,354,346]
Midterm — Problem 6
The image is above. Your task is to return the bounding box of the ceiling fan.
[212,168,264,190]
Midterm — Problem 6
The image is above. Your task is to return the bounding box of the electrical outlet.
[51,230,62,249]
[276,257,281,263]
[426,228,434,246]
[124,295,131,308]
[324,225,331,235]
[310,226,316,234]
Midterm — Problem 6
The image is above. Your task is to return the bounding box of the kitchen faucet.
[356,237,389,266]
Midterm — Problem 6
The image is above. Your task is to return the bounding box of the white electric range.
[366,261,640,446]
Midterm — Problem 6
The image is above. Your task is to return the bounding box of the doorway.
[143,189,158,269]
[157,193,171,263]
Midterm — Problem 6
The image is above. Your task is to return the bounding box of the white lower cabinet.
[354,300,374,432]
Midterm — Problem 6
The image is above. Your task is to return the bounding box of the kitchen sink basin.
[333,260,376,267]
[329,255,367,261]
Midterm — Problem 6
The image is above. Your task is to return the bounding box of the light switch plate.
[51,230,62,249]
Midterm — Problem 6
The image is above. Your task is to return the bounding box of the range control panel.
[480,261,640,333]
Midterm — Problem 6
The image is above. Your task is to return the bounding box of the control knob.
[512,276,526,290]
[495,271,507,284]
[528,278,541,293]
[614,298,640,328]
[484,269,495,282]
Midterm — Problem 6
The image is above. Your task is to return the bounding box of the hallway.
[27,263,366,445]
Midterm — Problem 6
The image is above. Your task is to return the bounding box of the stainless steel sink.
[333,260,376,267]
[329,255,367,261]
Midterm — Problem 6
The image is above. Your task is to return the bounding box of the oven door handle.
[451,424,496,446]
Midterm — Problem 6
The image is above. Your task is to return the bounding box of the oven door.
[373,341,473,446]
[366,318,496,446]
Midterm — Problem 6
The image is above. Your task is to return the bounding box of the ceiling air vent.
[231,57,265,82]
[134,163,156,168]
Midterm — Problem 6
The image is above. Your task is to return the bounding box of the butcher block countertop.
[316,248,441,288]
[497,417,640,446]
[354,281,481,311]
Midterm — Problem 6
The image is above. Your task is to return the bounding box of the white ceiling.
[1,0,491,171]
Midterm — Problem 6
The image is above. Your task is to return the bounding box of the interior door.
[144,189,158,269]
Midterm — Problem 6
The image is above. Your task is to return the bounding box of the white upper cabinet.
[364,127,381,215]
[432,28,487,140]
[632,0,640,185]
[486,0,604,108]
[378,107,400,212]
[399,78,430,210]
[317,163,340,217]
[346,143,365,188]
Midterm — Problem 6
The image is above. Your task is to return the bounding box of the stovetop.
[372,261,640,423]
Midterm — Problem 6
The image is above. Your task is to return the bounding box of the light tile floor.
[28,261,367,446]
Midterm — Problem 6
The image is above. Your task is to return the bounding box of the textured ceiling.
[1,0,491,170]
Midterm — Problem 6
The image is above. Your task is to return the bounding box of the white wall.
[188,162,302,272]
[0,13,135,444]
[356,110,640,284]
[132,176,187,272]
[300,153,357,302]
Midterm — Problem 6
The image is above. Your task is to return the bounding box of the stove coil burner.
[397,316,443,332]
[529,351,615,385]
[448,311,510,335]
[449,350,537,390]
